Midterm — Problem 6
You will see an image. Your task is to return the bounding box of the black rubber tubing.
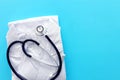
[7,35,62,80]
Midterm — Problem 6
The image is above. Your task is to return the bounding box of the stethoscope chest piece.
[36,25,44,33]
[36,25,45,36]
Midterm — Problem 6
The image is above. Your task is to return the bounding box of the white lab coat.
[6,16,66,80]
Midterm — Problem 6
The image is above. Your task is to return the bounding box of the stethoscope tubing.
[7,35,62,80]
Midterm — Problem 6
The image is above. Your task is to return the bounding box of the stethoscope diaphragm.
[36,25,44,33]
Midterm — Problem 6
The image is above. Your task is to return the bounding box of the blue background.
[0,0,120,80]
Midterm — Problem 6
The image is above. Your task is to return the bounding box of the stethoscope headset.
[6,25,62,80]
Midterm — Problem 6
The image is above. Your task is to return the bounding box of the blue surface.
[0,0,120,80]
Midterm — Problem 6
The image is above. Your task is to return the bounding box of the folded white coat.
[6,16,66,80]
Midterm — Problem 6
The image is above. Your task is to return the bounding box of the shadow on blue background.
[0,0,120,80]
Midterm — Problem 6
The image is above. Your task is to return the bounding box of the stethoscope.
[7,25,62,80]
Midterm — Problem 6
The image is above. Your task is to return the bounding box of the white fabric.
[6,16,66,80]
